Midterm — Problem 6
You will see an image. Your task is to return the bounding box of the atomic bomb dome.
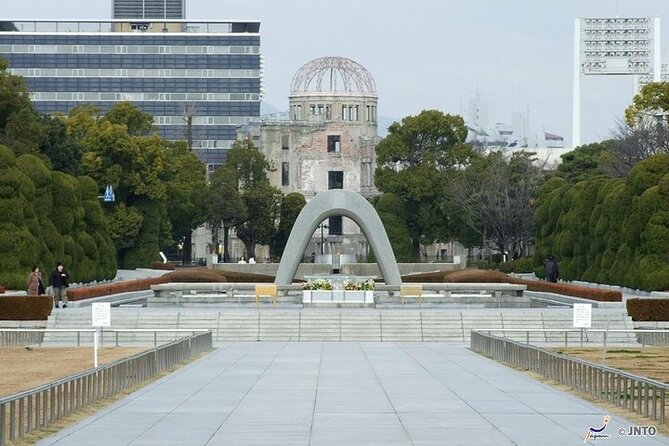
[290,56,377,96]
[287,56,378,127]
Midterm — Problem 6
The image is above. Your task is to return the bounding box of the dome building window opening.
[327,135,341,153]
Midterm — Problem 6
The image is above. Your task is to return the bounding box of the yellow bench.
[255,284,278,307]
[400,284,423,307]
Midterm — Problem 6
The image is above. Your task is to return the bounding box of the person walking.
[49,262,69,308]
[543,254,559,283]
[26,266,45,295]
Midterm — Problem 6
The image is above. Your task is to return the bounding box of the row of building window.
[160,126,237,139]
[291,104,377,122]
[3,54,260,70]
[0,44,259,55]
[33,101,259,115]
[154,116,253,125]
[0,36,260,46]
[11,68,260,78]
[30,91,260,102]
[25,79,259,93]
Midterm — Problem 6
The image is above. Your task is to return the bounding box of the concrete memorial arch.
[275,190,402,286]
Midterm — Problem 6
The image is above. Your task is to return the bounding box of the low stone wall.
[213,263,330,279]
[214,262,461,280]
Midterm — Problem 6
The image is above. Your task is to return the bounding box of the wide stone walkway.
[38,343,669,446]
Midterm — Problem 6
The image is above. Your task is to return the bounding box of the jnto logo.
[584,415,612,442]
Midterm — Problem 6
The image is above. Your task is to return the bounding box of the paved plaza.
[39,343,669,446]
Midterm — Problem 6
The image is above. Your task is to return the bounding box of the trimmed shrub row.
[627,299,669,321]
[162,268,227,283]
[219,271,275,283]
[64,268,237,301]
[66,277,170,301]
[149,262,176,271]
[401,268,621,302]
[507,278,622,302]
[0,296,53,320]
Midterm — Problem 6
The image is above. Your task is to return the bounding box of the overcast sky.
[2,0,669,146]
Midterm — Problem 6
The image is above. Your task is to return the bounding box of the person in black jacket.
[49,262,69,308]
[543,254,559,283]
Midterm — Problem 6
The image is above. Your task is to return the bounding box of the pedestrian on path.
[26,266,45,295]
[543,254,559,283]
[49,262,69,308]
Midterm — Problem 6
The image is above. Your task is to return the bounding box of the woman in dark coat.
[26,266,45,295]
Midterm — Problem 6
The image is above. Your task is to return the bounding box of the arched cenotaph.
[275,190,402,286]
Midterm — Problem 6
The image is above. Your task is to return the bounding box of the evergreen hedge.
[534,154,669,291]
[0,147,116,289]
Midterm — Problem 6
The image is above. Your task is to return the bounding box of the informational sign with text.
[92,302,111,327]
[573,303,592,328]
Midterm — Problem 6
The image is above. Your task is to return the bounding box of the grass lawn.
[551,347,669,383]
[0,347,145,397]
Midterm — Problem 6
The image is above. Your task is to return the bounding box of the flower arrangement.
[342,278,375,291]
[303,278,333,290]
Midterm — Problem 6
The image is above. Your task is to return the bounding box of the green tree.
[625,82,669,126]
[163,141,206,264]
[201,166,246,262]
[38,115,83,175]
[219,140,282,259]
[271,192,306,259]
[375,109,475,260]
[373,193,412,262]
[66,104,175,268]
[104,101,155,136]
[557,142,608,182]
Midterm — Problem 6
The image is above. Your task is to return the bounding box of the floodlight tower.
[572,17,661,148]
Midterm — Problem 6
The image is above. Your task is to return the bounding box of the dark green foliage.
[0,147,116,289]
[534,152,669,291]
[38,115,83,175]
[557,142,608,182]
[373,193,413,262]
[271,192,306,259]
[375,109,476,260]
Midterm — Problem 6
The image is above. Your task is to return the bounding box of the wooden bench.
[400,284,423,307]
[255,284,278,307]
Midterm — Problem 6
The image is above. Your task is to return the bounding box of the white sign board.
[92,302,111,327]
[573,303,592,328]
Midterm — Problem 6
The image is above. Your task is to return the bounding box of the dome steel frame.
[290,56,377,96]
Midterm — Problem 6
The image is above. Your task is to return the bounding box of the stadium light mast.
[572,17,660,148]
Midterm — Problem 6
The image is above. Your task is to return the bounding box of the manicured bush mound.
[445,269,511,283]
[627,299,669,321]
[162,268,227,283]
[149,261,176,271]
[508,278,622,302]
[66,277,167,301]
[0,148,116,289]
[218,271,275,283]
[0,296,53,320]
[401,271,449,283]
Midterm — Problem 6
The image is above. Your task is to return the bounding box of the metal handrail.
[0,331,213,446]
[471,330,668,425]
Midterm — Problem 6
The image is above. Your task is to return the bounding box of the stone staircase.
[42,307,636,346]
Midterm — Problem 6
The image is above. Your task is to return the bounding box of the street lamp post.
[319,222,329,255]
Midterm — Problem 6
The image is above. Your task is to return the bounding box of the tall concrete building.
[238,56,380,260]
[113,0,185,19]
[0,6,261,168]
